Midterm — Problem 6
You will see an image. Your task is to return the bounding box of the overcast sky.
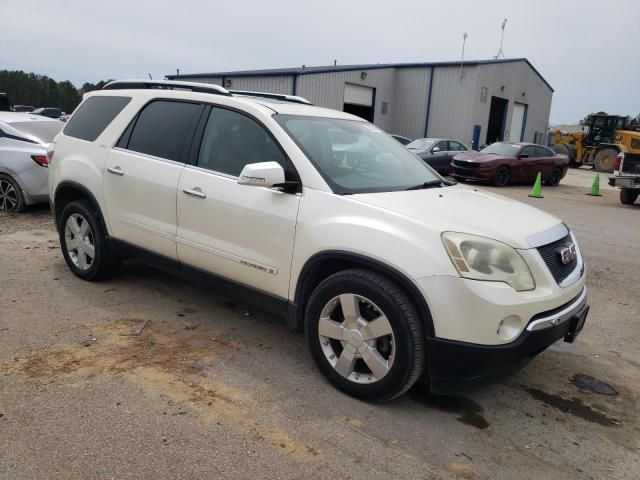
[1,0,638,124]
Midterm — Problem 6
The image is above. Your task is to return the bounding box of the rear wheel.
[594,148,617,173]
[546,168,562,187]
[620,188,639,205]
[493,166,510,187]
[0,174,26,212]
[58,200,116,281]
[305,269,424,402]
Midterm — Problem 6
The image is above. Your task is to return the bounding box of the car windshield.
[480,143,521,156]
[11,120,63,143]
[275,115,441,194]
[406,138,434,150]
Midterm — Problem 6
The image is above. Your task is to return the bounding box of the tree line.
[579,111,640,126]
[0,70,111,113]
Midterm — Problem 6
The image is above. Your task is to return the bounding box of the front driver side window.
[197,107,289,177]
[435,141,448,151]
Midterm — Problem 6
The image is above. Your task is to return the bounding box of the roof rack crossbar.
[228,90,313,105]
[103,79,231,96]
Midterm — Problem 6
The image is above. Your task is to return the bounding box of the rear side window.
[126,100,202,163]
[64,96,131,141]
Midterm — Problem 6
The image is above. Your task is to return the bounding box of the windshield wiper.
[405,180,445,190]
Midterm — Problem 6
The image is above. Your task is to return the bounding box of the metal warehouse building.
[167,58,553,148]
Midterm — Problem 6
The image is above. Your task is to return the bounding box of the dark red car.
[451,142,569,187]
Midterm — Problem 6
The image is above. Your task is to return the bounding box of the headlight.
[442,232,535,291]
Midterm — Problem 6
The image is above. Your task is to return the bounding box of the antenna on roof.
[148,73,153,80]
[460,32,468,78]
[494,18,507,60]
[176,68,180,76]
[334,59,337,66]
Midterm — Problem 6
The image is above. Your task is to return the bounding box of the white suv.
[49,80,588,401]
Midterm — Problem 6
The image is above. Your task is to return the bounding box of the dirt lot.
[1,168,638,480]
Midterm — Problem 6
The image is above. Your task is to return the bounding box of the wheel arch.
[54,181,109,234]
[596,143,621,154]
[291,250,436,338]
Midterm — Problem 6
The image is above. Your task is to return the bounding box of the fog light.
[496,315,523,341]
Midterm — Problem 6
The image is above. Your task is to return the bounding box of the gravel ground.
[1,168,638,479]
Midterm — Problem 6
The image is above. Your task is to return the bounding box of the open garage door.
[343,83,374,122]
[508,102,527,142]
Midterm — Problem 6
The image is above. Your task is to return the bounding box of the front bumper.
[427,287,589,393]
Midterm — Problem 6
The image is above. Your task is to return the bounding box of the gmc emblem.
[559,243,577,264]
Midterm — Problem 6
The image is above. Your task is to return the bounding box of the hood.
[454,152,512,162]
[352,185,561,249]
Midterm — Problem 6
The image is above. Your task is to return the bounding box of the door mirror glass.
[237,161,285,188]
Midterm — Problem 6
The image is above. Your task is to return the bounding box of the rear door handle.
[182,187,206,199]
[107,166,124,176]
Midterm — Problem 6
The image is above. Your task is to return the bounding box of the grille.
[452,160,477,169]
[537,234,579,285]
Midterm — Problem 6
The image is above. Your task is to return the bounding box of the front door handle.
[107,166,124,176]
[182,187,206,199]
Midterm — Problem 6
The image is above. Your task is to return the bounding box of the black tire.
[620,188,639,205]
[593,148,617,173]
[546,168,562,187]
[493,166,510,187]
[0,174,26,212]
[58,199,115,281]
[305,269,425,402]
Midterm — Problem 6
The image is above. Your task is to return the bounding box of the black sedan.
[31,107,63,119]
[406,138,469,175]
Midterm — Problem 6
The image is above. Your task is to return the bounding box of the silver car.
[0,113,63,212]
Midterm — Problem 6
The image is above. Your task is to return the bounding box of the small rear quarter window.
[63,96,131,141]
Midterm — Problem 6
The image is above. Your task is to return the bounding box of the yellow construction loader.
[552,114,640,172]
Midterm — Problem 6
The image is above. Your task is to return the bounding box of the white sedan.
[0,112,63,211]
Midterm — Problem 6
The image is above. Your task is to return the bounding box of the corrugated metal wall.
[296,68,397,132]
[471,62,553,145]
[427,66,479,145]
[179,77,223,86]
[174,61,552,147]
[225,76,293,94]
[390,68,430,139]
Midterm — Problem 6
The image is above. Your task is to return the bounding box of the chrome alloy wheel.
[64,213,95,270]
[0,179,18,211]
[318,293,395,384]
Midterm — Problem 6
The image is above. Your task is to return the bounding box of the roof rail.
[103,79,231,96]
[228,90,313,105]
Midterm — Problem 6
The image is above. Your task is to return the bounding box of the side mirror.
[238,161,285,188]
[432,147,440,153]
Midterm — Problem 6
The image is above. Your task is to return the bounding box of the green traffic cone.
[529,172,543,198]
[587,173,602,196]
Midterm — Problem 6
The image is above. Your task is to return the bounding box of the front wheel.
[305,269,425,402]
[493,166,510,187]
[58,200,116,281]
[620,188,639,205]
